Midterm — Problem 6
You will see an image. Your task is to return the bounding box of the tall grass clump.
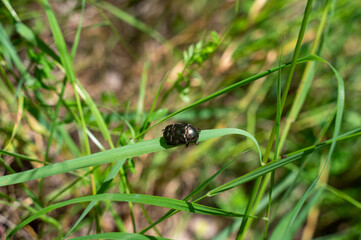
[1,0,361,239]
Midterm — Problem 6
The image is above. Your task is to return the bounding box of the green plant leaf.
[0,128,261,186]
[6,193,257,239]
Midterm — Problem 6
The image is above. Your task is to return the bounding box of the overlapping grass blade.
[42,0,91,155]
[0,23,33,97]
[63,159,126,238]
[149,55,326,129]
[6,193,257,239]
[280,56,345,240]
[139,156,241,234]
[207,127,360,197]
[0,128,261,186]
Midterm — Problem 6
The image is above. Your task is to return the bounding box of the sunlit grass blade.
[3,95,23,151]
[278,0,332,154]
[1,0,21,21]
[64,159,126,239]
[45,78,67,162]
[136,60,149,124]
[262,43,284,239]
[325,185,361,210]
[6,193,258,239]
[0,23,33,98]
[280,56,345,240]
[43,0,115,152]
[70,0,85,59]
[149,55,325,130]
[0,149,42,163]
[76,83,115,148]
[42,0,90,155]
[207,127,360,197]
[139,66,174,136]
[140,155,242,234]
[0,128,261,186]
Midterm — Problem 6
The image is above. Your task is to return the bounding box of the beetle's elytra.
[162,123,200,147]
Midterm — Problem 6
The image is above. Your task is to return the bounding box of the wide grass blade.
[6,193,257,239]
[0,128,261,186]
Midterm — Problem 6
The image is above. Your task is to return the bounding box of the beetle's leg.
[186,143,189,147]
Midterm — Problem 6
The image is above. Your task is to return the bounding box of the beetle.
[162,123,200,147]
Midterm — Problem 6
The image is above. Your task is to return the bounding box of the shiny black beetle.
[162,123,200,147]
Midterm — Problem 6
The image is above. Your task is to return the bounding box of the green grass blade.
[3,125,359,189]
[140,155,242,234]
[262,0,315,169]
[280,55,345,240]
[0,149,43,164]
[136,60,149,124]
[70,0,86,59]
[45,78,67,162]
[42,0,90,154]
[15,22,36,45]
[1,0,21,22]
[149,55,322,130]
[270,188,324,240]
[68,1,114,151]
[0,128,261,186]
[63,159,126,239]
[97,1,168,45]
[76,82,115,148]
[6,193,257,239]
[0,23,33,98]
[139,66,174,136]
[41,0,76,85]
[207,128,359,197]
[325,185,361,210]
[278,0,331,154]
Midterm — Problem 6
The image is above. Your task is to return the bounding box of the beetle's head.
[186,125,200,142]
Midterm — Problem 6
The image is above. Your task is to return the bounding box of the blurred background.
[1,0,361,239]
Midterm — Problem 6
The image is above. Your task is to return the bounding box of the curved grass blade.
[148,55,322,131]
[0,149,42,163]
[280,54,345,240]
[0,128,261,186]
[139,154,245,234]
[63,159,126,239]
[207,127,360,197]
[42,0,91,155]
[6,193,258,239]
